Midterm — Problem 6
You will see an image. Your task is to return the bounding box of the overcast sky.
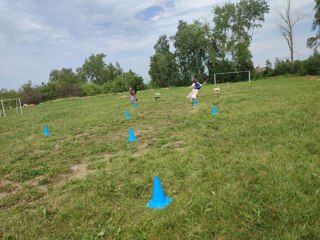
[0,0,316,90]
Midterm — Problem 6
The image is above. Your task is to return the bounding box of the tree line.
[149,0,270,87]
[1,0,319,104]
[1,53,145,104]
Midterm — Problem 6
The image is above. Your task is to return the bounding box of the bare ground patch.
[117,95,128,99]
[162,141,187,153]
[0,179,22,200]
[69,163,96,180]
[305,75,319,81]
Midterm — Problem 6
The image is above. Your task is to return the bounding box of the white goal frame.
[0,98,23,117]
[214,70,251,85]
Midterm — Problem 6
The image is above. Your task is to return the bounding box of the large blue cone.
[133,102,137,109]
[44,125,49,136]
[128,128,138,142]
[125,110,131,119]
[193,98,198,107]
[211,105,218,115]
[147,176,171,209]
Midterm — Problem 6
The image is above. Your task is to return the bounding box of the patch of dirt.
[191,107,199,113]
[0,179,23,200]
[305,75,319,80]
[163,141,186,152]
[137,142,149,150]
[69,163,96,180]
[104,153,114,160]
[75,132,89,138]
[117,95,128,99]
[28,176,48,193]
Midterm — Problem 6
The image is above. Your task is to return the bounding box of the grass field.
[1,76,320,239]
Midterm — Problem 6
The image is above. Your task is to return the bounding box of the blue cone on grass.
[44,125,49,136]
[193,98,198,107]
[147,176,171,209]
[125,110,131,119]
[128,128,138,142]
[211,105,218,115]
[133,102,137,109]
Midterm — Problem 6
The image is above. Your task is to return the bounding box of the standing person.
[186,78,202,104]
[129,87,138,104]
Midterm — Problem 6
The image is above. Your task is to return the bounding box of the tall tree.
[172,20,209,84]
[276,0,304,62]
[212,3,236,62]
[48,68,82,97]
[211,0,269,81]
[19,81,43,104]
[77,53,107,84]
[307,0,320,50]
[149,35,178,87]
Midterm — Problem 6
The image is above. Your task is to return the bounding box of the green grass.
[1,76,320,239]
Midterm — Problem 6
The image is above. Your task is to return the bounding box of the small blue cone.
[44,125,49,136]
[125,110,131,119]
[193,99,198,107]
[147,176,171,209]
[211,105,218,115]
[133,102,137,109]
[128,128,138,142]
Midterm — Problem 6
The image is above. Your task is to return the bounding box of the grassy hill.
[0,76,320,239]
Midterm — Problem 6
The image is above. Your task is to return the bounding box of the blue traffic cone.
[44,125,49,136]
[125,110,131,119]
[193,98,198,107]
[128,128,138,142]
[147,176,171,209]
[211,105,218,115]
[133,102,137,109]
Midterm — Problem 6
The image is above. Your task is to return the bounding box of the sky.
[0,0,316,90]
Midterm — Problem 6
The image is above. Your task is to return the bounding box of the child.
[129,87,138,104]
[186,78,202,104]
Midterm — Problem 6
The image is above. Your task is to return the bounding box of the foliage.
[48,68,83,98]
[257,52,320,78]
[18,81,43,104]
[80,82,103,96]
[172,20,209,85]
[0,89,18,100]
[149,35,179,87]
[77,53,107,84]
[307,0,320,50]
[210,0,269,83]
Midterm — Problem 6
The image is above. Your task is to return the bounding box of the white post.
[214,73,216,85]
[1,100,5,117]
[18,98,23,114]
[248,70,251,83]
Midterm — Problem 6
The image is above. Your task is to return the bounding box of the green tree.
[212,3,236,62]
[48,68,82,98]
[172,20,209,85]
[77,53,107,84]
[0,89,18,100]
[104,70,145,93]
[264,59,273,76]
[105,62,123,81]
[307,0,320,50]
[211,0,269,81]
[149,35,178,87]
[18,81,43,104]
[232,0,268,74]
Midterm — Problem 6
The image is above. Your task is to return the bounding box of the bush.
[19,81,43,105]
[80,83,103,96]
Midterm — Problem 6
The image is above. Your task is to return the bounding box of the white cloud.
[0,0,316,90]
